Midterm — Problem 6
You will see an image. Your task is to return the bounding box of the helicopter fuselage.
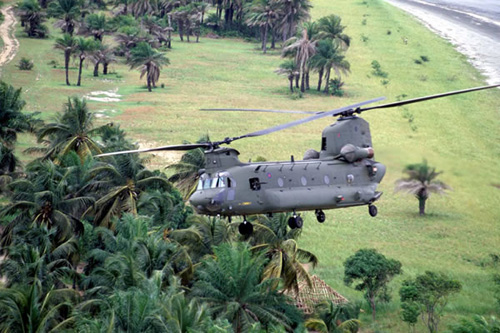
[189,149,386,217]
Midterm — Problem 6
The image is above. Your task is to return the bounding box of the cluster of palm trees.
[14,0,318,91]
[0,83,363,331]
[244,0,311,54]
[278,15,351,94]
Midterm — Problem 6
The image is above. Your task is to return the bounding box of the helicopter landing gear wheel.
[368,205,378,217]
[315,210,326,223]
[288,215,303,229]
[238,220,253,235]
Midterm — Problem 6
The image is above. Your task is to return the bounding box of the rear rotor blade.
[201,108,319,114]
[96,143,211,157]
[359,84,500,112]
[225,97,385,142]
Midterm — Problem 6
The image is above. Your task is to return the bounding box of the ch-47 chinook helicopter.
[98,84,499,235]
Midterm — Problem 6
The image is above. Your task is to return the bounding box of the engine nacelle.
[340,144,374,163]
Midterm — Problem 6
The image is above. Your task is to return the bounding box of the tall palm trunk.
[323,66,331,94]
[93,62,99,77]
[77,54,84,86]
[146,64,152,92]
[103,62,109,74]
[262,24,269,54]
[305,71,310,90]
[317,68,324,91]
[64,50,71,85]
[288,75,294,93]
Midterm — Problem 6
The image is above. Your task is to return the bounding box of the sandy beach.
[385,0,500,85]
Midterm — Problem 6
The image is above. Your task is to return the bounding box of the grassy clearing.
[1,0,500,330]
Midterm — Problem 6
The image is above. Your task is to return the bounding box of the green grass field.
[1,0,500,330]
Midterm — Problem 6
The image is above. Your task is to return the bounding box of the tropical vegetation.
[1,0,500,330]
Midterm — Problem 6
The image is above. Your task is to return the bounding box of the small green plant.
[402,108,417,132]
[17,58,34,70]
[329,78,345,97]
[361,34,369,43]
[414,59,423,65]
[494,273,500,307]
[362,19,367,25]
[420,55,430,62]
[418,75,428,82]
[161,83,165,88]
[381,79,390,86]
[371,60,388,78]
[47,60,58,68]
[387,30,392,35]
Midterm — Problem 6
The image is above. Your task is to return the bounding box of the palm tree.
[127,42,170,92]
[84,155,171,228]
[305,301,361,333]
[84,13,108,41]
[317,14,351,50]
[35,97,108,160]
[0,280,80,332]
[0,226,79,290]
[130,0,156,18]
[181,215,233,261]
[0,81,37,148]
[283,28,316,92]
[309,39,350,94]
[248,214,318,292]
[75,37,97,86]
[90,43,116,76]
[48,0,81,35]
[15,0,48,38]
[395,160,451,216]
[277,0,311,41]
[275,59,298,93]
[0,159,94,248]
[245,0,281,54]
[192,243,303,332]
[167,136,208,198]
[54,34,77,86]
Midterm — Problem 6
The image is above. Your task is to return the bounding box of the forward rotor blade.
[228,97,385,141]
[96,143,211,157]
[201,108,319,114]
[359,84,500,112]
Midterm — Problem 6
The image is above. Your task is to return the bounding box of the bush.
[17,58,34,70]
[329,78,345,97]
[47,60,58,68]
[371,60,388,78]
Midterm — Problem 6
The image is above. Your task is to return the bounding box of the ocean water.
[386,0,500,84]
[426,0,500,21]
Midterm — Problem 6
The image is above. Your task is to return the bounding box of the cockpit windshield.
[197,173,233,190]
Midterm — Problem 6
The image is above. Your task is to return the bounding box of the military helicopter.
[98,84,499,235]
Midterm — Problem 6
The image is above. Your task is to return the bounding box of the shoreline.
[384,0,500,85]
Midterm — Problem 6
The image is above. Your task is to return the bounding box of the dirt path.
[0,6,19,71]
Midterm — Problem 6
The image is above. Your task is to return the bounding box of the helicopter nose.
[189,190,225,213]
[206,190,225,212]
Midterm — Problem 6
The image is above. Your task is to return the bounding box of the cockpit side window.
[249,177,261,191]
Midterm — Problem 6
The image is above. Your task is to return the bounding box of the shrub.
[329,78,345,97]
[371,60,388,78]
[17,58,34,70]
[47,60,58,68]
